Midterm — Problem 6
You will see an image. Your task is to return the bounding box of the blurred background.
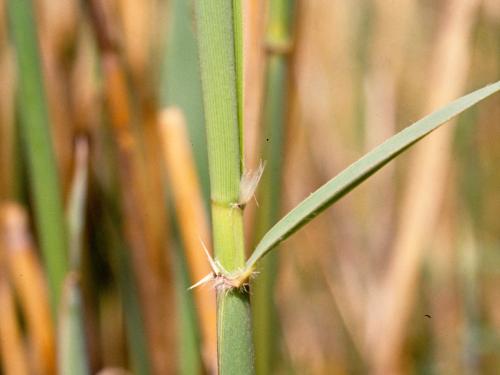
[0,0,499,374]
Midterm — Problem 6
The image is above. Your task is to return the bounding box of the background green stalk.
[194,1,254,373]
[7,0,68,312]
[59,138,90,375]
[93,194,152,375]
[58,275,89,375]
[161,0,209,201]
[161,1,208,371]
[252,2,294,374]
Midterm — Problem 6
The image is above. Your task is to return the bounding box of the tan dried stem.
[0,203,56,375]
[159,107,217,373]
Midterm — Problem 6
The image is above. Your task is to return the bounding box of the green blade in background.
[161,0,209,202]
[246,81,500,270]
[6,0,68,312]
[252,1,295,374]
[160,0,208,372]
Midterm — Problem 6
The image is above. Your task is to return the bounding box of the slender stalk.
[6,0,68,312]
[0,204,56,375]
[58,274,90,375]
[232,0,244,165]
[159,108,217,374]
[253,1,294,373]
[194,1,254,373]
[59,138,90,375]
[0,46,16,201]
[173,245,204,375]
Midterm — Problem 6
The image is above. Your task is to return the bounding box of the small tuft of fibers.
[237,160,266,208]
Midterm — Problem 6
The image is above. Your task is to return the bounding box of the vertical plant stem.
[159,108,217,374]
[0,45,16,201]
[59,138,90,375]
[0,204,56,375]
[253,1,293,374]
[6,0,68,312]
[232,0,244,164]
[194,1,254,373]
[58,274,90,375]
[173,244,204,375]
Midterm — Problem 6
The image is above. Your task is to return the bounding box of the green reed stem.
[194,1,254,373]
[59,139,90,375]
[7,0,68,312]
[58,275,90,375]
[232,0,244,166]
[253,1,294,374]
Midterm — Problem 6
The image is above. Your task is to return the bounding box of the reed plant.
[2,1,500,373]
[193,1,499,373]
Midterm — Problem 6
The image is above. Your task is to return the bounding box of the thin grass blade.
[7,0,68,312]
[246,81,500,269]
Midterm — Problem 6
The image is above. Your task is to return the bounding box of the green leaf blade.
[246,81,500,269]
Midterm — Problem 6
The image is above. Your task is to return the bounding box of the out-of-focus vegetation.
[0,0,499,374]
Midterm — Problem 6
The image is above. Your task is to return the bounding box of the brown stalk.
[117,0,154,85]
[84,1,175,373]
[0,44,16,200]
[35,0,79,189]
[367,0,480,372]
[159,108,217,374]
[0,271,29,375]
[0,203,56,375]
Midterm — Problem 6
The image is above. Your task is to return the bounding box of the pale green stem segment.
[232,0,244,168]
[59,139,90,375]
[246,81,500,271]
[162,0,206,370]
[253,55,287,375]
[194,1,254,374]
[253,1,294,374]
[58,275,90,375]
[7,0,68,312]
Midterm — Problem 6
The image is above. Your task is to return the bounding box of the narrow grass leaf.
[7,0,68,312]
[246,81,500,270]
